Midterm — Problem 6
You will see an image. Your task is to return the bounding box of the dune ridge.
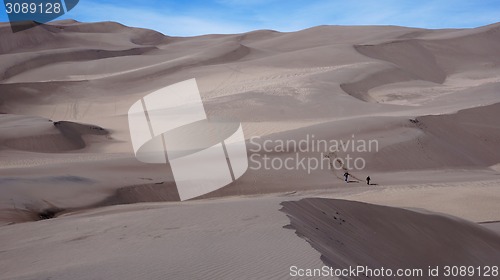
[341,23,500,102]
[2,47,158,81]
[0,20,499,225]
[281,198,500,280]
[0,115,110,153]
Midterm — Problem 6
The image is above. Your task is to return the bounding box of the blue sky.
[1,0,499,36]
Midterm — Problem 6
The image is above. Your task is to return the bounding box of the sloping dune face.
[281,198,500,280]
[0,20,500,223]
[0,116,109,153]
[343,23,500,104]
[371,103,500,171]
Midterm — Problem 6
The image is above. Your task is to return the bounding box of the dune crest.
[281,198,500,279]
[0,116,110,153]
[0,20,499,225]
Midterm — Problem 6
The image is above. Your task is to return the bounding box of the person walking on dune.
[366,176,371,185]
[344,172,350,183]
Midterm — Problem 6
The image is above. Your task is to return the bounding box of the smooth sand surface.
[1,180,499,280]
[281,198,500,280]
[482,222,500,235]
[0,195,326,280]
[1,20,500,279]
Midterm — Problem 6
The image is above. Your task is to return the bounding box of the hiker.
[366,176,371,185]
[343,172,349,182]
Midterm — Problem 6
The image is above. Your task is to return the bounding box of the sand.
[1,180,499,280]
[281,198,500,280]
[0,20,499,279]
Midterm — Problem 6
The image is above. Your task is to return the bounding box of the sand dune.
[0,195,326,280]
[0,115,110,153]
[2,47,157,81]
[0,181,498,279]
[371,102,500,170]
[343,23,500,103]
[281,198,500,280]
[0,18,500,218]
[0,20,169,54]
[0,20,499,219]
[0,20,499,279]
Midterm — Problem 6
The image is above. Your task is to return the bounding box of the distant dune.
[0,20,499,224]
[1,19,500,280]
